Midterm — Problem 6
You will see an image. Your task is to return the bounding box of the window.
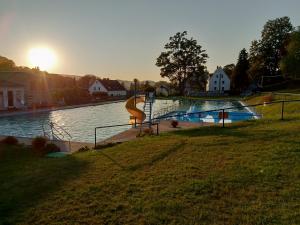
[222,87,224,91]
[222,81,224,84]
[214,81,217,84]
[214,87,217,91]
[216,75,218,78]
[98,87,100,90]
[221,74,223,78]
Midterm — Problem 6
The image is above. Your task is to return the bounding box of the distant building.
[88,79,127,96]
[206,67,230,92]
[0,71,77,108]
[0,81,25,110]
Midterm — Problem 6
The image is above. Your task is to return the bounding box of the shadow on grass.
[0,145,88,224]
[98,150,126,169]
[171,121,257,139]
[127,140,187,171]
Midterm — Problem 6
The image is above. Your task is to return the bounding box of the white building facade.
[0,81,25,110]
[88,79,127,96]
[206,67,230,92]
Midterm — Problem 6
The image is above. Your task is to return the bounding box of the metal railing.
[94,122,159,148]
[152,99,300,127]
[93,99,300,148]
[42,122,72,150]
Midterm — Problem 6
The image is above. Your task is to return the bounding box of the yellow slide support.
[125,96,146,124]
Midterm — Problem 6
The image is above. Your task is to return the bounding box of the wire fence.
[94,99,300,149]
[152,99,300,125]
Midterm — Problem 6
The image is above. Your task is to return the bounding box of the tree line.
[156,16,300,94]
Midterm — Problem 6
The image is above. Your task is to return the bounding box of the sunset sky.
[1,0,300,81]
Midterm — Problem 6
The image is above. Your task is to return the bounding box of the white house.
[0,81,25,110]
[206,67,230,92]
[88,79,127,96]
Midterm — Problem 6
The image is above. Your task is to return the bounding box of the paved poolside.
[0,121,209,153]
[100,120,209,144]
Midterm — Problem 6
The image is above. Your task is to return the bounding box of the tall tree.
[156,31,208,95]
[260,16,293,75]
[249,17,294,80]
[280,28,300,78]
[232,49,250,92]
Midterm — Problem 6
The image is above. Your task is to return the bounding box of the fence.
[94,99,300,149]
[152,99,300,127]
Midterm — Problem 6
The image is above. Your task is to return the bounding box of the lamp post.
[133,78,137,128]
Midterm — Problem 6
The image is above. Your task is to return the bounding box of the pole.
[156,123,159,135]
[134,79,137,128]
[94,128,97,149]
[222,109,225,128]
[281,101,284,120]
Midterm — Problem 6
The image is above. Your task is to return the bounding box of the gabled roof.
[99,79,126,91]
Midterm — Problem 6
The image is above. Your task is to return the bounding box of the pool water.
[164,110,256,123]
[158,100,256,123]
[0,99,254,143]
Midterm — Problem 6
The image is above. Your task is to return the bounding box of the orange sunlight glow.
[28,47,57,71]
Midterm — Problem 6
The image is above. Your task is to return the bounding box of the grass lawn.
[0,95,300,224]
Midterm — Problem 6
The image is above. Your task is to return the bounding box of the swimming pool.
[0,99,255,142]
[158,100,257,124]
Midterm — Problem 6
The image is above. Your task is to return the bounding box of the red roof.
[99,79,126,91]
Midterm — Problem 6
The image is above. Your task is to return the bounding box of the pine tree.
[232,49,250,92]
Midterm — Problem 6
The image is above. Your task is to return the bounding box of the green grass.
[1,95,300,224]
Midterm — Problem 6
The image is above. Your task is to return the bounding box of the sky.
[1,0,300,81]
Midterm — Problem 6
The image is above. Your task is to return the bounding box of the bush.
[44,143,60,153]
[0,136,18,145]
[32,136,48,150]
[171,120,179,128]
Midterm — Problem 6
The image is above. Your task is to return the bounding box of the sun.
[28,47,57,71]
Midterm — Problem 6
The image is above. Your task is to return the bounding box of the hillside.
[0,95,299,224]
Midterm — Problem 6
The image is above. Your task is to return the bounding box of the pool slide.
[125,96,146,124]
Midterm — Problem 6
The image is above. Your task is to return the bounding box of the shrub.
[171,120,179,128]
[32,136,48,150]
[0,136,18,145]
[44,143,60,153]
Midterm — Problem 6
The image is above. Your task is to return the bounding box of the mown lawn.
[0,95,300,225]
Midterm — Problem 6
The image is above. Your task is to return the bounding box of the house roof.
[99,79,126,91]
[0,80,24,88]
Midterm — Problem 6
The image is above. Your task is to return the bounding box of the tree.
[280,28,300,78]
[223,64,235,78]
[0,56,16,71]
[232,48,250,92]
[248,17,294,80]
[77,74,97,88]
[156,31,208,95]
[260,16,293,75]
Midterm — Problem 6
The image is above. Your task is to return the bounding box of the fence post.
[94,128,97,149]
[222,109,225,128]
[281,101,284,120]
[156,123,159,135]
